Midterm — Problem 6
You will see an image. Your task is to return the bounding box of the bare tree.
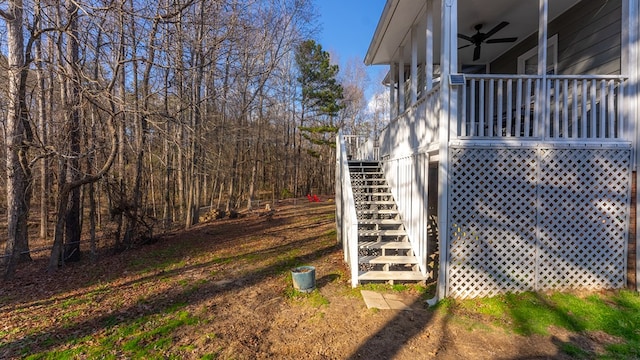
[1,0,35,279]
[0,0,322,276]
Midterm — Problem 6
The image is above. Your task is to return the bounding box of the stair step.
[360,256,419,264]
[358,230,406,236]
[357,209,398,214]
[359,241,412,250]
[358,219,404,225]
[358,201,396,205]
[352,185,390,189]
[350,172,384,176]
[348,161,379,165]
[358,271,426,281]
[348,163,380,167]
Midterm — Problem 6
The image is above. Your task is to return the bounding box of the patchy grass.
[24,306,199,360]
[4,201,640,359]
[285,288,330,309]
[451,290,640,358]
[359,283,430,295]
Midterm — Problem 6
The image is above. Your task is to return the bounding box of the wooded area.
[0,0,381,279]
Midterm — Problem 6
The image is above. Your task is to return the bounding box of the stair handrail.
[336,130,360,287]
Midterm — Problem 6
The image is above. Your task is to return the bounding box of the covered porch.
[339,0,639,299]
[366,0,637,151]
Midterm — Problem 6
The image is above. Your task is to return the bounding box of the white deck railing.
[336,130,360,287]
[459,74,628,141]
[382,153,431,277]
[380,84,441,159]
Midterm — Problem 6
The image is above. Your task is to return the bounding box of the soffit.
[365,0,582,66]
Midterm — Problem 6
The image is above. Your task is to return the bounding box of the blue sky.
[316,0,387,96]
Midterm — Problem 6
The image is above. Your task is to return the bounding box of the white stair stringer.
[348,161,428,285]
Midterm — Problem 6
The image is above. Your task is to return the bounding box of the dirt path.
[0,200,581,359]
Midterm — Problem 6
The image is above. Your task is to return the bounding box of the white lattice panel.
[447,146,631,299]
[448,148,538,298]
[536,148,630,291]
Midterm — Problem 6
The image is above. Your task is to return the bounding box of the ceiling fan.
[458,22,518,61]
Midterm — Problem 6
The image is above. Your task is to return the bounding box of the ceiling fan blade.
[458,44,472,50]
[484,21,509,39]
[473,46,481,61]
[458,33,474,42]
[486,37,518,44]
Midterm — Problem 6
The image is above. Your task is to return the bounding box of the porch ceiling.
[365,0,581,67]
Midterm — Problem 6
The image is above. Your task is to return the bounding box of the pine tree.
[295,39,344,153]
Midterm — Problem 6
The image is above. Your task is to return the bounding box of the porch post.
[536,0,549,139]
[399,46,406,113]
[390,63,397,121]
[431,0,457,304]
[411,25,418,106]
[626,0,640,292]
[425,0,434,92]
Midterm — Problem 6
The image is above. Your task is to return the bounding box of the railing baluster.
[506,79,513,137]
[582,79,588,138]
[479,79,485,137]
[590,79,597,138]
[540,80,555,139]
[516,78,522,138]
[572,79,578,138]
[488,79,494,137]
[608,80,615,138]
[618,81,624,140]
[553,79,560,139]
[525,79,532,137]
[497,79,503,137]
[470,79,476,136]
[562,79,569,138]
[461,77,467,136]
[599,80,606,138]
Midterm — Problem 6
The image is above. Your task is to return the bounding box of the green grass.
[284,286,329,308]
[452,290,640,358]
[25,304,200,359]
[126,246,187,273]
[359,283,429,295]
[559,342,590,359]
[306,291,330,308]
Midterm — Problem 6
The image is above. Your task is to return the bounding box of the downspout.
[428,0,457,306]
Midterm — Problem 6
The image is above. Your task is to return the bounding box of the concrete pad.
[382,293,404,301]
[361,290,389,309]
[385,298,412,311]
[360,290,413,311]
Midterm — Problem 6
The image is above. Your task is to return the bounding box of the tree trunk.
[35,0,49,241]
[63,0,82,262]
[3,0,33,280]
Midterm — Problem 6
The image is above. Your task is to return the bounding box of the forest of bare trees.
[0,0,377,279]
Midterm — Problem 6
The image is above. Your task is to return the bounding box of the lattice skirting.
[447,146,631,299]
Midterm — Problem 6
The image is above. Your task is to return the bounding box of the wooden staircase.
[348,161,426,284]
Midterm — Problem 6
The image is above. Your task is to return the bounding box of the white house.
[336,0,640,301]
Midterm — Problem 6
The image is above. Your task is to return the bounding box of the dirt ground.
[0,200,614,359]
